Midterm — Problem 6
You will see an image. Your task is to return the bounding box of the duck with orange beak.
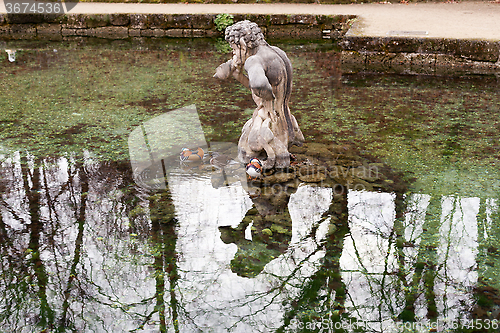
[245,158,262,179]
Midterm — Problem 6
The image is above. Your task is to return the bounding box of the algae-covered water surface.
[0,38,499,332]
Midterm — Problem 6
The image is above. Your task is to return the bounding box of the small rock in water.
[299,172,327,183]
[263,171,296,184]
[352,166,380,182]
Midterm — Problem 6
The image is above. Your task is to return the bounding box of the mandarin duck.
[180,147,204,162]
[245,158,262,179]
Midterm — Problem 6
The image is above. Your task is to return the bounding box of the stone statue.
[214,20,304,169]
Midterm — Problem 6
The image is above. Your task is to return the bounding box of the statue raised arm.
[214,20,304,169]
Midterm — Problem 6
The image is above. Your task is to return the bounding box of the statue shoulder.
[245,46,287,68]
[244,54,265,71]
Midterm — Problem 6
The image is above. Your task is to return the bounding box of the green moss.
[214,13,234,32]
[262,228,273,236]
[1,39,499,200]
[270,224,288,234]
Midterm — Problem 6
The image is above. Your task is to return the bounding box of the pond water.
[0,38,500,333]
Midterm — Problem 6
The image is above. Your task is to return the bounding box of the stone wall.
[1,12,498,73]
[341,36,500,75]
[0,13,354,40]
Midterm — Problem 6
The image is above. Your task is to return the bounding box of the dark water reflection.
[1,39,499,332]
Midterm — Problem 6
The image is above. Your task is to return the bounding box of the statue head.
[225,20,265,50]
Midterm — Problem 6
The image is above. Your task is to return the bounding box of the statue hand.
[213,60,234,79]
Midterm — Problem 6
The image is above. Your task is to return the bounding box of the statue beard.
[236,39,249,67]
[236,48,245,68]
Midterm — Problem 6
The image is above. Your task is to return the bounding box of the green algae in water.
[0,39,232,162]
[310,73,500,198]
[1,38,500,333]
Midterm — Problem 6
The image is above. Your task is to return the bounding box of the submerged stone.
[262,228,272,236]
[352,165,381,182]
[298,172,327,183]
[262,170,296,184]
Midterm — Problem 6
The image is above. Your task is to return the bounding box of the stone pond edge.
[0,12,499,73]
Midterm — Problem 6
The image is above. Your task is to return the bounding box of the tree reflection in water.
[0,150,499,332]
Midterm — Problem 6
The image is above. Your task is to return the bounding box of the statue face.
[230,41,248,67]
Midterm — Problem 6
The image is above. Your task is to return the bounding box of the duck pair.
[180,148,262,179]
